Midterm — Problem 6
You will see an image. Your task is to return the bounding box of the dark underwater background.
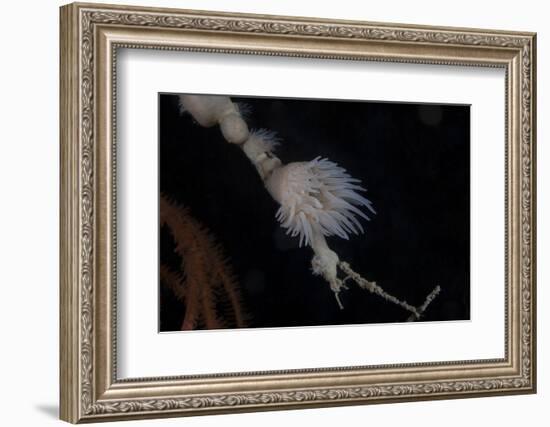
[159,93,470,331]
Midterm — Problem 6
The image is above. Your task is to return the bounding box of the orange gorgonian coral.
[160,195,249,330]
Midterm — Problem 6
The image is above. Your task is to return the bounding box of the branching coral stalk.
[339,262,420,315]
[178,94,441,320]
[406,285,442,322]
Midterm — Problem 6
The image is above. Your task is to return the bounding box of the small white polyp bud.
[311,246,339,283]
[219,112,249,144]
[242,130,282,179]
[310,231,339,279]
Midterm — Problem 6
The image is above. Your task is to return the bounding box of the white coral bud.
[219,112,249,144]
[242,129,281,179]
[266,157,375,247]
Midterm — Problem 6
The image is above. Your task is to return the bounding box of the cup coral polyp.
[266,157,375,248]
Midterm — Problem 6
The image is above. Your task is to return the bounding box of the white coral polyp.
[266,157,375,247]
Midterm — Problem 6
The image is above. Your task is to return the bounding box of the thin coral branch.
[160,264,186,301]
[213,259,247,327]
[406,285,441,322]
[338,261,420,317]
[199,263,223,329]
[160,194,249,330]
[181,275,202,330]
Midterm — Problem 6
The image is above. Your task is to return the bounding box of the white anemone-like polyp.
[266,157,375,247]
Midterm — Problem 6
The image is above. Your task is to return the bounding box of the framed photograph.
[60,2,537,423]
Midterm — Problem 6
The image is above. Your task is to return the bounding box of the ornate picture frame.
[60,2,536,423]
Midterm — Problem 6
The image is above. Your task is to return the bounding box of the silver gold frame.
[60,2,537,423]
